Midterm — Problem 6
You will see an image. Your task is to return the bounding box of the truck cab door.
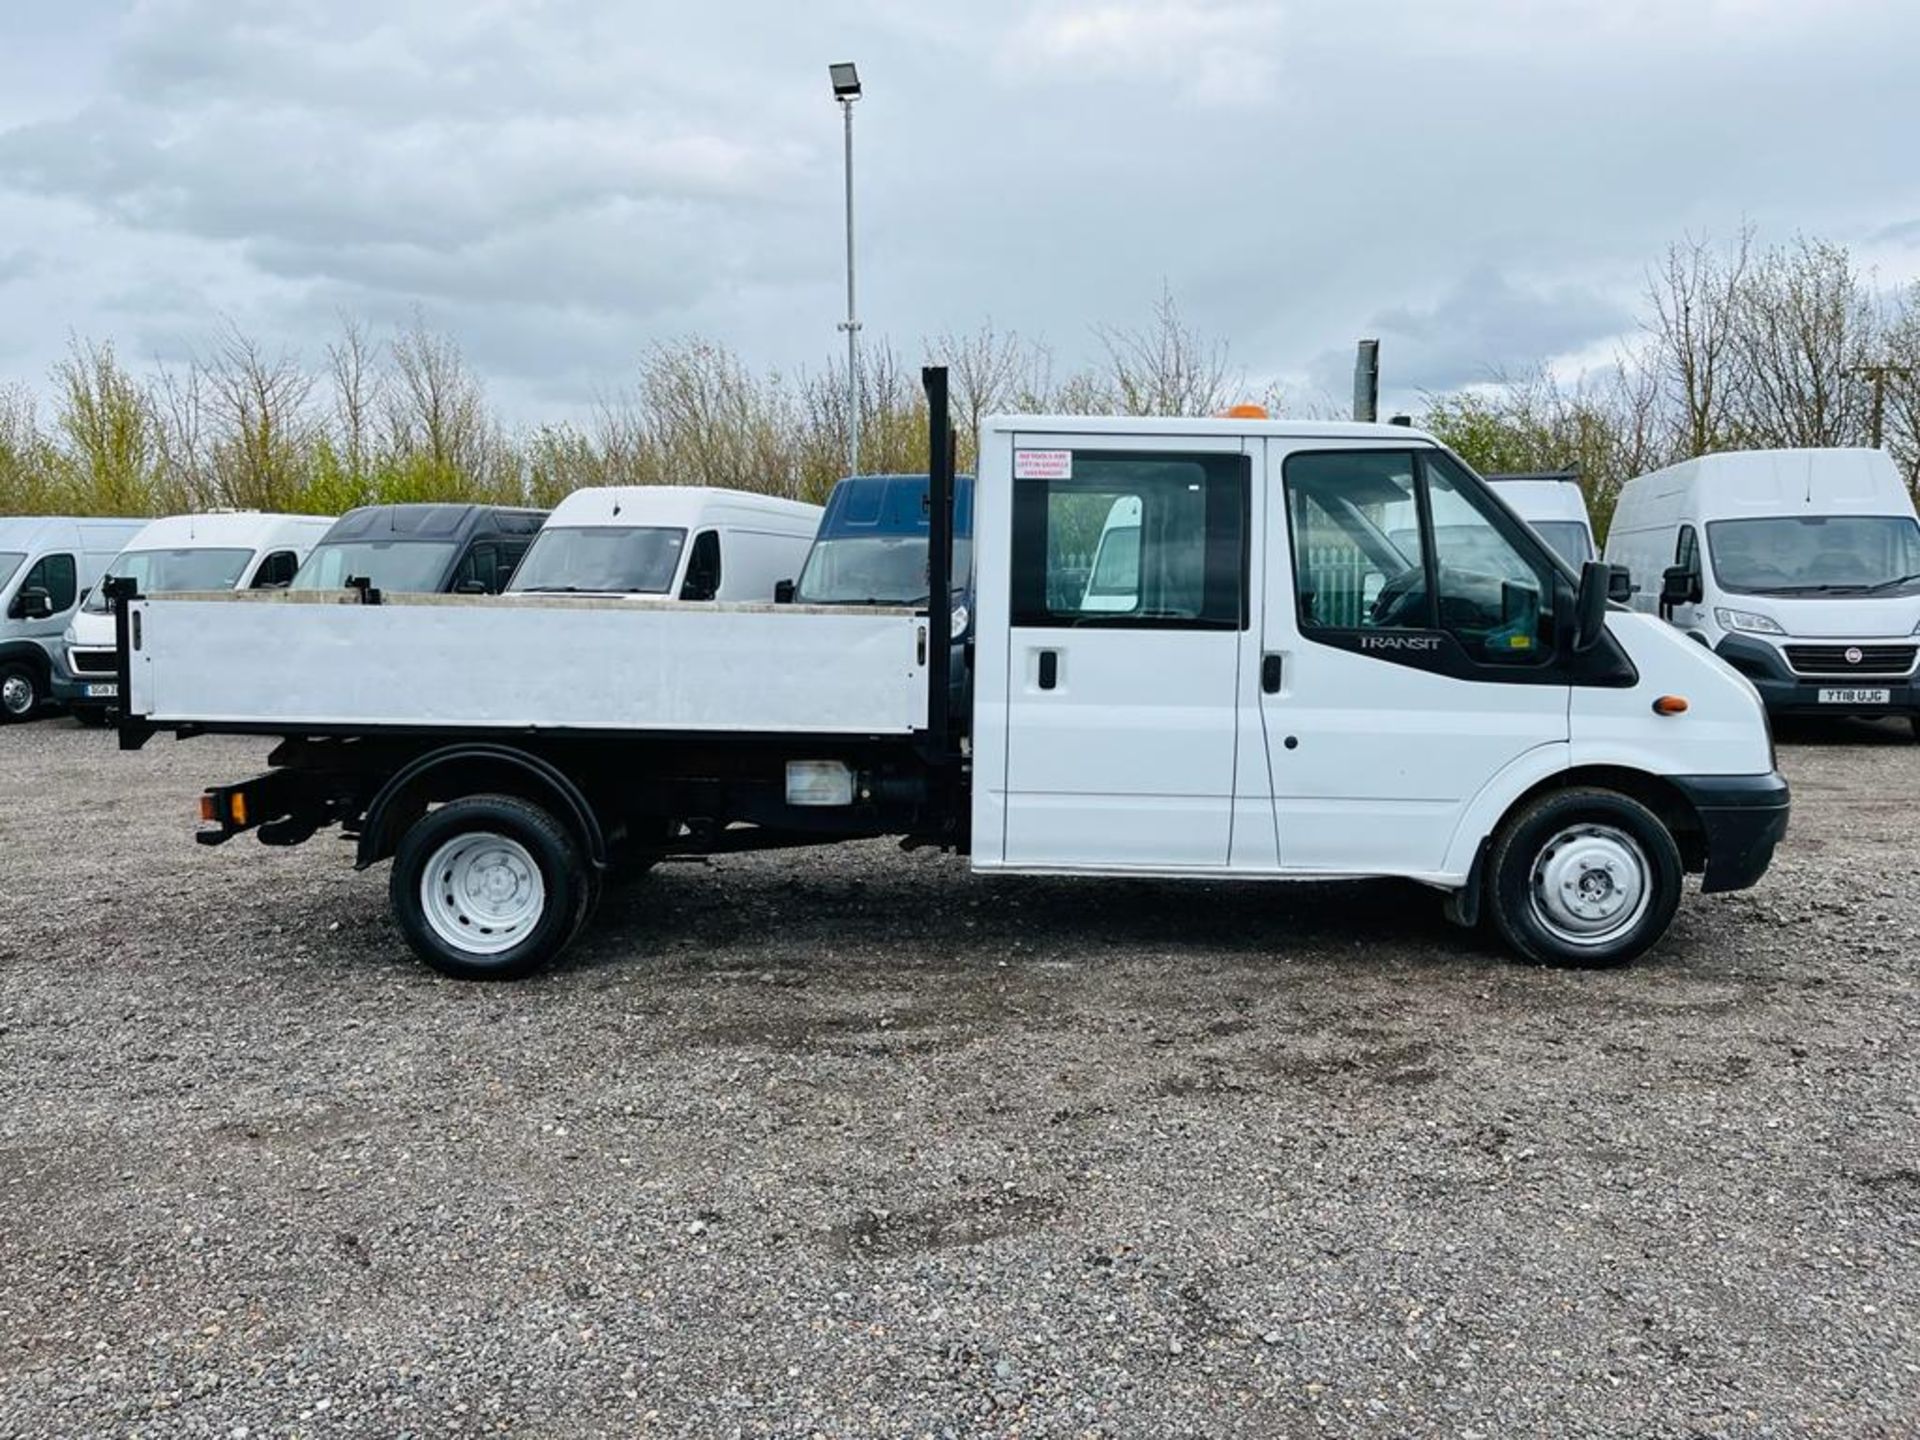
[996,436,1252,868]
[1261,443,1570,876]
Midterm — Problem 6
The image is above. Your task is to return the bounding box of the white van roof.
[121,512,336,552]
[543,486,823,531]
[0,516,146,551]
[1486,476,1592,525]
[1622,448,1913,519]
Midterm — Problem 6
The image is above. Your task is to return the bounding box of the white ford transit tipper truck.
[108,371,1788,979]
[0,515,146,721]
[54,511,335,723]
[1605,448,1920,735]
[506,486,821,602]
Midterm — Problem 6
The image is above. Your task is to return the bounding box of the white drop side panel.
[128,595,927,734]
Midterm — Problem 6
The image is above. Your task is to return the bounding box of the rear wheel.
[1486,787,1683,968]
[390,794,590,981]
[0,664,40,722]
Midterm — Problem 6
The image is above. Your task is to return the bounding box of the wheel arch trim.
[355,744,608,872]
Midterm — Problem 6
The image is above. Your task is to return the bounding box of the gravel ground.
[2,716,1917,1439]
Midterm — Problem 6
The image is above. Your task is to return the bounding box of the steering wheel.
[1369,566,1428,628]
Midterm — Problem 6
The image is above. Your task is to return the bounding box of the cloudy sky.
[2,0,1918,422]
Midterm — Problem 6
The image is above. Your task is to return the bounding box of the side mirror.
[774,579,795,605]
[453,578,488,595]
[13,586,54,620]
[1659,563,1700,617]
[1607,566,1634,605]
[1572,561,1611,654]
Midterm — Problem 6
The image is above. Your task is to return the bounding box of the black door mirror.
[1571,561,1611,653]
[452,578,488,595]
[1659,563,1700,617]
[774,579,795,605]
[1607,566,1635,604]
[13,586,53,620]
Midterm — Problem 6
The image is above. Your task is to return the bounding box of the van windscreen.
[508,526,687,594]
[1530,521,1593,567]
[795,537,974,605]
[291,541,458,593]
[1707,516,1920,595]
[82,547,254,611]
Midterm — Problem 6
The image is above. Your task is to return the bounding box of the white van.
[1605,448,1920,733]
[52,511,335,722]
[1486,471,1597,567]
[507,486,822,602]
[0,515,147,721]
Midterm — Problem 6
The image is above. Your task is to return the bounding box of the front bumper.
[49,669,119,709]
[1713,634,1920,718]
[1672,771,1791,893]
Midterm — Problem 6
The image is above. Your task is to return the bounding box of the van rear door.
[998,434,1252,867]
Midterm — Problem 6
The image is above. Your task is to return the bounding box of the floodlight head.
[829,62,861,100]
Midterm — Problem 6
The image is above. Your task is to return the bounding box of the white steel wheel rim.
[420,832,547,957]
[1,673,33,715]
[1528,823,1652,948]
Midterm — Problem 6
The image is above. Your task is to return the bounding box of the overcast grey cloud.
[2,0,1918,420]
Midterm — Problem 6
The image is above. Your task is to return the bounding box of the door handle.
[1038,650,1058,691]
[1261,653,1283,693]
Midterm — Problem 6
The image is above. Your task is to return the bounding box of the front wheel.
[390,794,590,981]
[0,664,40,723]
[1486,787,1683,968]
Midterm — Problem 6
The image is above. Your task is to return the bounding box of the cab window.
[16,553,78,613]
[1010,452,1247,629]
[1284,450,1553,666]
[251,550,299,588]
[679,530,722,601]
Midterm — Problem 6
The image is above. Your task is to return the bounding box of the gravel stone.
[1,714,1917,1437]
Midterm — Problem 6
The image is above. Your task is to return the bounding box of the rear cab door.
[976,429,1264,870]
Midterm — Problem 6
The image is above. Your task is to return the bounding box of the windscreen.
[82,547,254,612]
[507,526,687,594]
[1530,521,1594,567]
[0,552,22,592]
[1706,516,1920,595]
[291,540,458,593]
[794,536,974,605]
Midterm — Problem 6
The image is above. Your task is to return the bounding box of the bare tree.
[1646,227,1752,455]
[1729,236,1875,448]
[926,322,1048,470]
[384,313,502,495]
[200,322,319,511]
[1094,287,1238,416]
[51,337,161,516]
[325,315,384,485]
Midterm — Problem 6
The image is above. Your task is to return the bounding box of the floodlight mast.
[830,63,863,479]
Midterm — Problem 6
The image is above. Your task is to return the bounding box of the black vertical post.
[923,365,953,760]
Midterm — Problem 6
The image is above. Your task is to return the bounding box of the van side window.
[251,551,299,589]
[1425,457,1552,664]
[498,541,530,587]
[1675,525,1699,573]
[19,553,78,612]
[1284,450,1552,666]
[1010,452,1247,629]
[1286,452,1425,630]
[451,544,501,593]
[680,530,722,601]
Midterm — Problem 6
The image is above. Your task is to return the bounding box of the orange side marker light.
[1652,695,1689,716]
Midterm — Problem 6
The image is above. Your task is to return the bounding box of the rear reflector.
[786,760,854,807]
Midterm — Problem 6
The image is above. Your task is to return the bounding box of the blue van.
[786,473,975,727]
[789,473,974,609]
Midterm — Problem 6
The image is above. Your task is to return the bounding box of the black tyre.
[390,794,589,981]
[0,663,40,723]
[72,707,109,728]
[1909,714,1920,743]
[1485,787,1683,969]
